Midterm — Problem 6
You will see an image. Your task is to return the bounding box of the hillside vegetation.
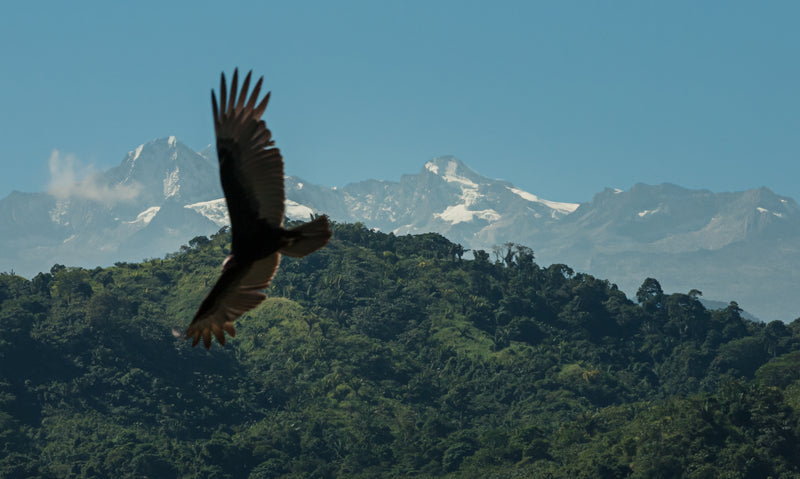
[1,222,800,478]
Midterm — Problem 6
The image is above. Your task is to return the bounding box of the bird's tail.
[280,215,332,258]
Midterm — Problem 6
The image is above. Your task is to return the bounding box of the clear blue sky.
[1,1,798,203]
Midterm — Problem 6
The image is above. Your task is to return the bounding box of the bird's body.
[185,69,331,349]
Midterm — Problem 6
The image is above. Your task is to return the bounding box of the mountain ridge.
[2,136,799,321]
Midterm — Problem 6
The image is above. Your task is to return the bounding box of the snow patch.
[121,144,145,184]
[441,160,478,189]
[163,166,181,198]
[508,187,578,215]
[613,188,623,194]
[185,198,317,224]
[132,144,144,163]
[296,182,304,190]
[460,186,481,206]
[435,204,501,225]
[49,199,70,225]
[638,208,660,218]
[62,234,76,244]
[433,160,483,207]
[286,199,315,220]
[125,206,161,225]
[168,136,177,148]
[185,198,229,226]
[757,207,782,218]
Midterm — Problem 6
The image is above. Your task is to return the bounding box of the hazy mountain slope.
[535,184,800,321]
[0,138,224,273]
[288,160,800,321]
[287,155,578,247]
[2,138,799,320]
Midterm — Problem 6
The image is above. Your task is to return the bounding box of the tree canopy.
[1,221,799,478]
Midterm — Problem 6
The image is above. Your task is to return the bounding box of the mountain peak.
[4,139,800,321]
[105,137,221,205]
[123,136,185,165]
[422,156,484,187]
[424,155,468,172]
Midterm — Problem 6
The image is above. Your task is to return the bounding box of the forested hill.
[1,222,800,478]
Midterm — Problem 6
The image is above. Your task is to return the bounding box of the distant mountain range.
[2,137,799,321]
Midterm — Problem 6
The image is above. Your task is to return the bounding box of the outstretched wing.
[186,253,281,349]
[213,69,286,244]
[186,69,291,349]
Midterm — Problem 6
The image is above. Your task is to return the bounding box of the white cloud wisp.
[47,150,140,203]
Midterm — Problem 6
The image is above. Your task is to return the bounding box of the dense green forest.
[1,222,800,478]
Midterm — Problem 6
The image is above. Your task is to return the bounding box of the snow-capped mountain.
[285,160,800,322]
[2,137,799,321]
[285,156,578,248]
[538,184,800,322]
[0,138,224,275]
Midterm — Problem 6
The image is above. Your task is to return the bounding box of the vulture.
[185,69,331,349]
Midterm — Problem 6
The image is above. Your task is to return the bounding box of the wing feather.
[213,69,285,228]
[185,254,281,349]
[236,71,252,112]
[253,92,271,120]
[228,69,239,110]
[219,73,228,115]
[246,77,263,111]
[186,69,314,350]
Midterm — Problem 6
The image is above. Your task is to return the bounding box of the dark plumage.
[185,69,331,349]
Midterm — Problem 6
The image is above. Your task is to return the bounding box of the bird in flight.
[185,69,331,349]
